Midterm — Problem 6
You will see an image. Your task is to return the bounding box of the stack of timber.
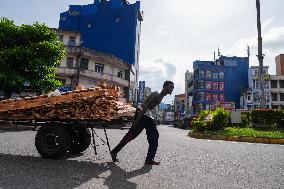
[0,83,135,121]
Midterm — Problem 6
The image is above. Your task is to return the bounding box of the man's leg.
[145,118,160,164]
[111,121,144,161]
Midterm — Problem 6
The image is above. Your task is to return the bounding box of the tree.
[0,17,66,97]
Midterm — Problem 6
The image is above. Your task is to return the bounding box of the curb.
[188,132,284,145]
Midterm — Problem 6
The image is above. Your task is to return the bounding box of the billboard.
[206,81,212,90]
[138,81,145,103]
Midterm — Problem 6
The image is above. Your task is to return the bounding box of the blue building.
[192,56,249,113]
[58,0,143,103]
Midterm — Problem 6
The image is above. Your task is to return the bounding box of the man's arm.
[133,94,155,127]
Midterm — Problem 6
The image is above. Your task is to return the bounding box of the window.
[115,17,121,23]
[219,71,224,79]
[280,80,284,88]
[272,105,278,109]
[271,93,278,101]
[271,80,277,88]
[247,95,251,101]
[254,70,258,76]
[280,93,284,101]
[206,70,211,78]
[58,35,63,42]
[87,23,92,28]
[80,58,89,70]
[265,94,270,102]
[95,63,104,73]
[117,70,123,78]
[68,36,76,47]
[69,10,80,16]
[199,70,205,78]
[60,16,66,21]
[253,92,259,102]
[66,57,74,68]
[197,80,205,89]
[212,71,218,79]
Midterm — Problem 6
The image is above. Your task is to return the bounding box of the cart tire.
[69,127,91,154]
[35,124,71,159]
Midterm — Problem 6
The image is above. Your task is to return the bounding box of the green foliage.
[240,111,252,127]
[209,108,231,130]
[191,110,211,132]
[0,17,66,96]
[205,127,284,139]
[251,109,284,129]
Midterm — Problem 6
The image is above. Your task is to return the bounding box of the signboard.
[206,81,212,90]
[211,101,235,111]
[138,81,145,103]
[219,82,225,91]
[212,93,218,102]
[205,92,211,101]
[58,86,74,92]
[213,81,218,90]
[220,93,225,102]
[231,110,242,123]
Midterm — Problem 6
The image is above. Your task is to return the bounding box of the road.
[0,125,283,189]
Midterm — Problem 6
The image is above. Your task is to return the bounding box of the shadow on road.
[0,153,152,189]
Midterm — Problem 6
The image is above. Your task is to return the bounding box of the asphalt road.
[0,125,283,189]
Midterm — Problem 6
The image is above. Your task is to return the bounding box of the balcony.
[56,67,129,87]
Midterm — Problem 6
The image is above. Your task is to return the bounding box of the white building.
[55,29,134,102]
[185,70,194,117]
[240,66,271,109]
[270,75,284,109]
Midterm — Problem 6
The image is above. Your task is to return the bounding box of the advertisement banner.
[212,93,218,102]
[138,81,145,103]
[220,93,225,102]
[206,81,212,90]
[213,81,218,90]
[205,92,211,101]
[219,82,225,91]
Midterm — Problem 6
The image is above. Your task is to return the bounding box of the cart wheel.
[35,124,71,159]
[69,127,91,154]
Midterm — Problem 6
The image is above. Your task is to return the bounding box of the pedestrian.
[110,81,174,165]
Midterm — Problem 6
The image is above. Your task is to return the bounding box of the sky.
[1,0,284,104]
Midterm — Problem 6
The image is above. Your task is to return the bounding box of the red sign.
[213,81,218,90]
[219,82,225,91]
[206,81,212,90]
[205,92,211,101]
[220,93,225,102]
[212,93,218,102]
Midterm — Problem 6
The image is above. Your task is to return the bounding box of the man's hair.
[163,81,174,88]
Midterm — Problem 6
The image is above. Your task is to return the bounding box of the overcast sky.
[1,0,284,104]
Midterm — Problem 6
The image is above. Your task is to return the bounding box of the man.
[110,81,174,165]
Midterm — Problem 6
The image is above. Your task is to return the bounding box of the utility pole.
[256,0,265,108]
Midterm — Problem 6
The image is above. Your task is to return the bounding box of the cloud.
[139,58,178,103]
[262,17,275,31]
[226,25,284,75]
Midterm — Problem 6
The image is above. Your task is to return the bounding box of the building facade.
[275,54,284,75]
[192,56,249,114]
[270,75,284,109]
[174,94,185,120]
[58,0,143,103]
[185,70,193,117]
[240,66,271,110]
[55,29,133,101]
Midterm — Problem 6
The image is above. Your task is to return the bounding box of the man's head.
[162,81,174,95]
